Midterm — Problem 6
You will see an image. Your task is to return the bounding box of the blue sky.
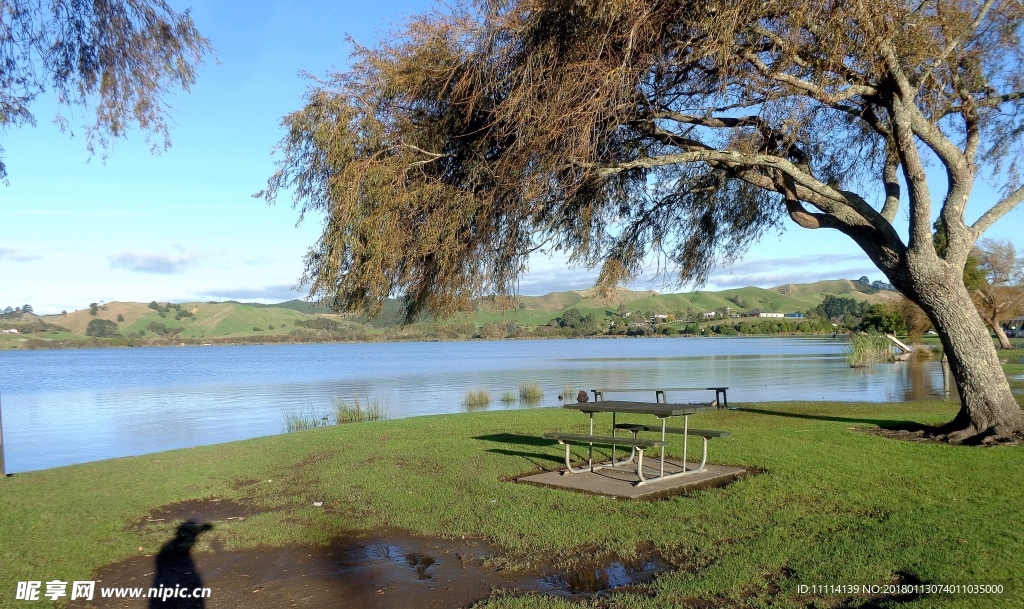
[1,1,1020,314]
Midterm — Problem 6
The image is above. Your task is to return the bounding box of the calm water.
[0,337,946,473]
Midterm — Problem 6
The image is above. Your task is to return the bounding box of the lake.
[0,337,947,473]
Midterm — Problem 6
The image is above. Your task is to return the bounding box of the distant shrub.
[86,319,120,338]
[268,325,275,330]
[89,303,99,316]
[175,309,193,320]
[116,314,125,322]
[146,322,183,336]
[253,327,263,332]
[295,317,346,332]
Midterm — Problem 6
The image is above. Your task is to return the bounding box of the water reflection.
[0,338,950,472]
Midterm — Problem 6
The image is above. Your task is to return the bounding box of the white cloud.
[0,246,41,262]
[109,251,201,275]
[202,284,303,302]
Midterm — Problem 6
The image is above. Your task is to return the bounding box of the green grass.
[2,397,1023,607]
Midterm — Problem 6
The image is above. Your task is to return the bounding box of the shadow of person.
[149,521,212,609]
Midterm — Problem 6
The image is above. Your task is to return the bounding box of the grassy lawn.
[2,397,1022,607]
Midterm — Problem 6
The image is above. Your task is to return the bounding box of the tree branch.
[971,185,1024,237]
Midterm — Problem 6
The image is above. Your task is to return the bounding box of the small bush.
[253,327,263,332]
[500,391,517,404]
[85,319,120,338]
[116,314,125,322]
[519,382,543,403]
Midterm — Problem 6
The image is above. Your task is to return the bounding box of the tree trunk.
[912,273,1024,443]
[991,320,1014,350]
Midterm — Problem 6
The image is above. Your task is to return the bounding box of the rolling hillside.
[1,280,902,348]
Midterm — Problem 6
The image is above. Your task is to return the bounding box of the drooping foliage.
[0,0,212,177]
[265,0,1024,325]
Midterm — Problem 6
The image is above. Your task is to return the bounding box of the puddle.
[134,498,270,529]
[542,558,667,594]
[74,529,668,608]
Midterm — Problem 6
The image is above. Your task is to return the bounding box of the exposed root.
[864,420,1024,445]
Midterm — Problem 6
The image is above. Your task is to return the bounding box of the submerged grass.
[500,391,517,404]
[463,388,491,409]
[518,382,543,403]
[4,391,1024,607]
[333,395,388,424]
[283,406,332,432]
[846,333,894,367]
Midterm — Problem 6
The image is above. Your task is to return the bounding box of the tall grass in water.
[846,334,893,367]
[519,382,544,405]
[283,407,332,432]
[500,391,517,404]
[463,389,491,410]
[333,395,388,424]
[561,385,576,402]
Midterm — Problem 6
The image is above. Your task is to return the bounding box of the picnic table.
[591,386,730,409]
[545,400,731,486]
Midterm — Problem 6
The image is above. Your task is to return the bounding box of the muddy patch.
[134,499,270,530]
[74,529,669,609]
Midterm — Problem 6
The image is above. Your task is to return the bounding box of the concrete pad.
[518,459,746,500]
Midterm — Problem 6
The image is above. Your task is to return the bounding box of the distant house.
[783,312,804,318]
[702,311,717,319]
[741,309,784,318]
[1004,315,1024,338]
[652,314,669,321]
[2,328,18,334]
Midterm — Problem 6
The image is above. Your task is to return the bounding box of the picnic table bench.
[591,386,730,409]
[547,400,732,486]
[542,433,665,477]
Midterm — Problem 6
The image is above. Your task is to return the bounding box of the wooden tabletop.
[562,400,700,416]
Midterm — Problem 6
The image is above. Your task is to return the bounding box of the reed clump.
[561,385,575,402]
[519,382,544,403]
[283,407,332,432]
[333,395,388,424]
[846,334,893,367]
[463,388,491,409]
[500,391,517,404]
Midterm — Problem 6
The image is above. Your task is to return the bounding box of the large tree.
[263,0,1024,443]
[0,0,212,179]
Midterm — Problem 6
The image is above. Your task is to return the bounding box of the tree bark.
[910,266,1024,442]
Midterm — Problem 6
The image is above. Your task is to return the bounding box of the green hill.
[1,280,901,349]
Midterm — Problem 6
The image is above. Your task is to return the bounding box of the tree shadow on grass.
[738,408,931,432]
[149,521,212,609]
